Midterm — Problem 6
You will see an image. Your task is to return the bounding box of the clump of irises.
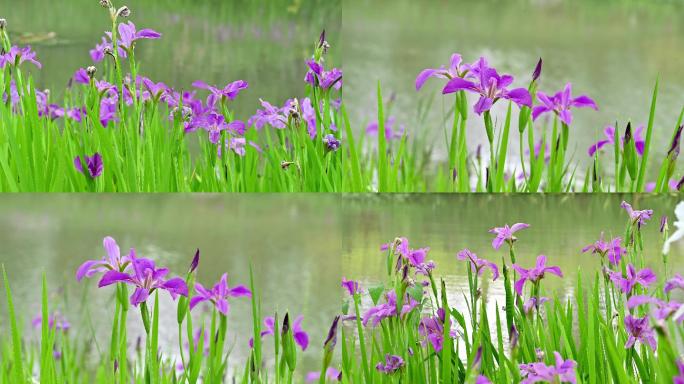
[346,52,684,192]
[0,2,342,192]
[336,200,684,382]
[1,200,683,382]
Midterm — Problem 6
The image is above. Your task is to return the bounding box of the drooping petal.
[572,95,598,110]
[130,287,150,306]
[98,270,132,287]
[531,105,551,121]
[442,77,477,95]
[294,330,309,351]
[162,277,189,298]
[76,260,99,281]
[415,69,438,91]
[473,96,494,115]
[505,88,532,107]
[228,285,252,298]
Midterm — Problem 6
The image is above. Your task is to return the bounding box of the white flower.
[663,202,684,255]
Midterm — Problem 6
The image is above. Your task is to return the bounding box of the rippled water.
[343,0,684,170]
[0,194,341,374]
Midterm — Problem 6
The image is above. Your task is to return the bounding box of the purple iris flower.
[489,223,530,250]
[532,83,598,126]
[511,255,563,295]
[581,233,624,265]
[116,21,161,51]
[140,77,169,100]
[608,264,656,295]
[376,354,404,374]
[341,278,360,296]
[193,80,249,106]
[588,125,645,157]
[249,315,309,351]
[442,57,532,115]
[675,360,684,384]
[248,99,293,129]
[189,273,251,316]
[624,314,657,351]
[73,68,90,85]
[456,249,499,281]
[98,251,188,306]
[305,60,342,90]
[627,295,683,324]
[366,117,405,141]
[406,247,436,276]
[187,112,245,144]
[621,201,653,228]
[305,367,341,383]
[523,296,550,315]
[519,352,577,384]
[99,97,118,127]
[0,45,42,69]
[418,308,457,352]
[89,33,130,62]
[74,153,104,178]
[32,312,70,331]
[476,376,493,384]
[323,134,341,152]
[665,273,684,293]
[76,236,131,281]
[66,107,86,123]
[645,179,679,192]
[363,290,419,327]
[301,97,318,139]
[415,53,470,90]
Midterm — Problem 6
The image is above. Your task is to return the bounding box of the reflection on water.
[2,0,341,118]
[343,0,684,169]
[342,194,683,339]
[0,194,341,375]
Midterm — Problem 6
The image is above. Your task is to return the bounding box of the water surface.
[342,194,684,324]
[343,0,684,172]
[0,194,341,375]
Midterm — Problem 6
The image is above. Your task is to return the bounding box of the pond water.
[0,194,342,376]
[341,194,684,329]
[343,0,684,171]
[1,0,341,118]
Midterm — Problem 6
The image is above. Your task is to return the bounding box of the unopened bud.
[117,6,131,18]
[99,0,111,8]
[532,58,543,82]
[535,348,545,361]
[86,66,97,79]
[0,19,6,30]
[103,47,114,56]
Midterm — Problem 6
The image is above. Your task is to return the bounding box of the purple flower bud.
[472,347,483,370]
[668,124,683,158]
[509,324,519,350]
[532,58,543,82]
[323,134,340,152]
[324,316,340,351]
[660,215,668,233]
[317,30,326,49]
[189,249,200,273]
